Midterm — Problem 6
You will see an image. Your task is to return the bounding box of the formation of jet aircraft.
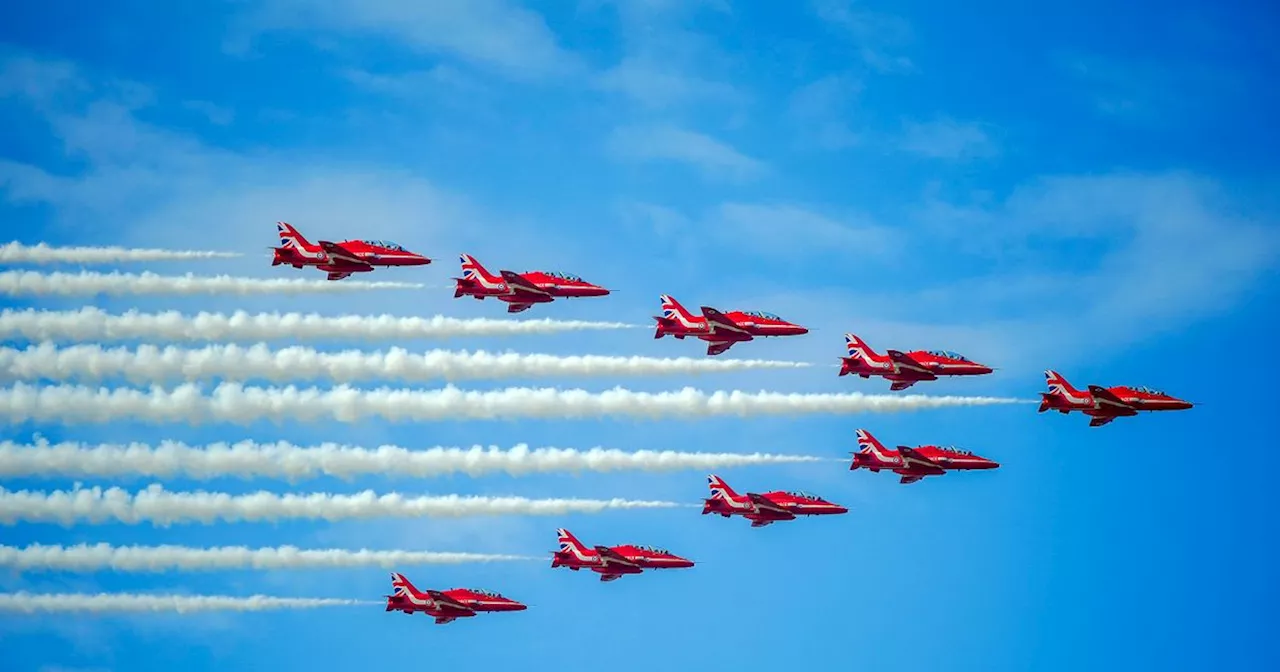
[259,222,1195,624]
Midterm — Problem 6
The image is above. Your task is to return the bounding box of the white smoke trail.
[0,241,240,264]
[0,382,1028,425]
[0,342,810,385]
[0,438,831,481]
[0,592,371,613]
[0,307,636,342]
[0,484,687,526]
[0,270,422,296]
[0,543,535,572]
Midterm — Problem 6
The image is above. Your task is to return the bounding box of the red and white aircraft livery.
[851,428,1000,485]
[839,333,994,390]
[550,528,694,582]
[1039,370,1194,427]
[654,294,809,356]
[384,572,526,625]
[453,253,611,313]
[271,222,431,281]
[702,474,847,527]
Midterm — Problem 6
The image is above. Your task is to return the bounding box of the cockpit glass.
[362,239,405,251]
[744,310,781,320]
[1134,386,1165,395]
[926,349,971,361]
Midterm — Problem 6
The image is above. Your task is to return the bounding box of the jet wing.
[424,590,475,616]
[500,270,552,298]
[318,240,372,268]
[748,492,796,518]
[706,340,735,356]
[1087,385,1136,414]
[700,307,752,337]
[886,350,937,379]
[897,446,946,475]
[593,545,640,568]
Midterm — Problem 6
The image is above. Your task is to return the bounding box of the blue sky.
[2,0,1279,670]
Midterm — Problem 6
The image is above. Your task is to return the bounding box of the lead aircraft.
[1039,370,1194,427]
[654,294,808,356]
[550,528,694,582]
[851,428,1000,484]
[453,253,611,313]
[384,572,526,624]
[702,474,847,527]
[271,222,431,280]
[839,333,993,390]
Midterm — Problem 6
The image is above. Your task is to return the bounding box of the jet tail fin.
[276,222,316,251]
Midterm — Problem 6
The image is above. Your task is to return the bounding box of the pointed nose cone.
[506,599,528,611]
[669,555,695,569]
[976,363,994,374]
[587,284,611,296]
[408,253,432,266]
[791,323,809,335]
[827,503,850,514]
[980,458,1001,469]
[1171,398,1194,410]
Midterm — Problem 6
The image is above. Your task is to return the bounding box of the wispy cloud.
[785,74,863,150]
[781,171,1280,371]
[181,100,234,126]
[712,202,894,257]
[606,124,766,180]
[595,58,742,109]
[899,118,998,160]
[228,0,582,81]
[809,0,916,74]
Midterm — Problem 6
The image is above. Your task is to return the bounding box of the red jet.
[1039,370,1194,427]
[851,428,1000,485]
[384,572,526,625]
[839,333,993,390]
[550,528,694,582]
[453,253,611,314]
[271,222,431,281]
[702,474,847,527]
[654,294,809,356]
